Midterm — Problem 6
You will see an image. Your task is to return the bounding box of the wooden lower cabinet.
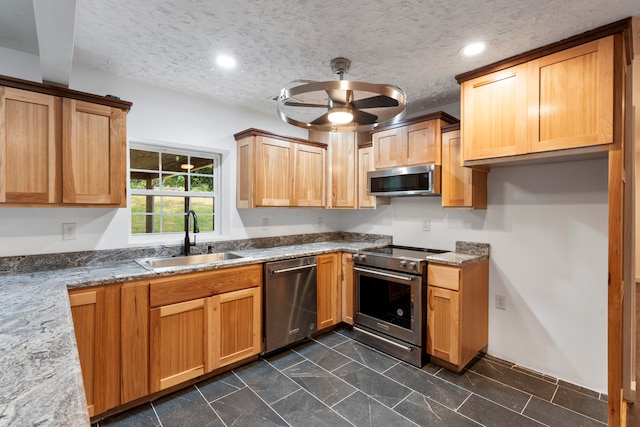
[216,287,261,367]
[120,281,149,404]
[69,285,121,417]
[317,253,341,330]
[427,259,489,372]
[341,253,354,325]
[150,297,214,393]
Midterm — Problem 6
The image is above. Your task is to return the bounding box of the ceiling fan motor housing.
[330,57,351,77]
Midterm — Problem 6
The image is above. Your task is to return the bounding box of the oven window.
[359,276,413,330]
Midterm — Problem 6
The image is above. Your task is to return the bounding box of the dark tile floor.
[97,328,608,427]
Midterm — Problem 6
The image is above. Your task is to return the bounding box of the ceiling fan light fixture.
[275,57,407,132]
[327,107,353,124]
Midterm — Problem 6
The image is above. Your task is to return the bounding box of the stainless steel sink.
[135,252,247,271]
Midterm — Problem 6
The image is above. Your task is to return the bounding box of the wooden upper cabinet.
[0,87,60,204]
[62,99,126,205]
[371,112,457,169]
[0,76,130,207]
[441,127,487,209]
[235,128,326,208]
[527,36,614,152]
[254,135,294,206]
[292,142,325,207]
[309,130,357,209]
[461,64,528,161]
[371,127,404,169]
[405,120,440,166]
[458,33,622,164]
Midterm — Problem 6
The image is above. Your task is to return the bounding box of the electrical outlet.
[496,295,506,310]
[422,219,430,231]
[261,217,269,230]
[62,223,77,240]
[317,217,323,227]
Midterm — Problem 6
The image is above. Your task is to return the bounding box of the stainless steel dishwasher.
[264,256,317,353]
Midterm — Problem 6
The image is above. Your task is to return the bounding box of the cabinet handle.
[271,263,317,274]
[354,327,413,352]
[354,267,414,281]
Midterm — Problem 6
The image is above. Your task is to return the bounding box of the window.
[129,143,221,236]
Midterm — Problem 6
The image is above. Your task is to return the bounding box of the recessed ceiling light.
[216,54,236,69]
[459,42,486,58]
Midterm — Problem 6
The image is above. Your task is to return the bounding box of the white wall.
[337,158,609,392]
[0,46,41,81]
[0,63,608,392]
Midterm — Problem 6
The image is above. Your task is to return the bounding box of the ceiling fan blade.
[351,95,399,109]
[352,109,378,125]
[310,112,331,125]
[284,101,328,108]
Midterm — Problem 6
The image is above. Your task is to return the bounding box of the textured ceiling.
[6,1,640,119]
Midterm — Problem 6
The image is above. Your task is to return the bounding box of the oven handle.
[354,326,413,352]
[271,263,317,274]
[353,267,415,282]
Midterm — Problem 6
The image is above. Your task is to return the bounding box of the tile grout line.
[290,333,422,425]
[520,394,533,415]
[193,383,229,427]
[149,400,164,427]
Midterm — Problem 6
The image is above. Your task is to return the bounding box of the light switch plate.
[422,219,430,231]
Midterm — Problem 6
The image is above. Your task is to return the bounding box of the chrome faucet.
[183,210,200,256]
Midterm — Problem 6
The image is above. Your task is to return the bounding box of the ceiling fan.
[275,57,407,132]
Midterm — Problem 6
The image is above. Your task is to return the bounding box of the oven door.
[353,265,424,345]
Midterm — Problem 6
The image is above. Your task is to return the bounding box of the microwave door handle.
[353,267,414,281]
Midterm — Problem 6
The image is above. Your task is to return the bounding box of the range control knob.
[408,262,417,270]
[399,260,407,267]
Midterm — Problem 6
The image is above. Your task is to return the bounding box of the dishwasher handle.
[271,263,317,275]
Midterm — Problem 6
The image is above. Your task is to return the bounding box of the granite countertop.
[0,239,488,426]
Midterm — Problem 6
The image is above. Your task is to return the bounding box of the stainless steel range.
[352,245,447,367]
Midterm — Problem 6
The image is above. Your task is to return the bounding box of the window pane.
[191,157,214,174]
[132,214,159,234]
[191,197,213,214]
[191,176,213,192]
[197,215,214,232]
[130,149,159,171]
[162,214,185,233]
[162,153,190,173]
[162,196,187,214]
[131,195,158,213]
[162,173,187,191]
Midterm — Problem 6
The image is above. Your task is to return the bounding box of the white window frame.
[128,140,222,243]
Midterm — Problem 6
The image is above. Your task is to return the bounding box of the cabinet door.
[0,87,59,204]
[427,286,460,366]
[317,253,341,330]
[69,286,121,416]
[405,120,440,166]
[254,136,293,206]
[527,36,614,152]
[215,287,261,368]
[121,281,149,404]
[341,253,354,325]
[372,127,404,168]
[461,64,528,161]
[236,136,253,208]
[62,99,125,205]
[329,133,357,208]
[441,130,487,209]
[292,142,325,207]
[150,297,213,392]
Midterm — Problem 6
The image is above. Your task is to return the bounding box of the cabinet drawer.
[428,264,460,291]
[150,264,262,308]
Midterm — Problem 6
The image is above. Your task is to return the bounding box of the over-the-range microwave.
[367,164,441,197]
